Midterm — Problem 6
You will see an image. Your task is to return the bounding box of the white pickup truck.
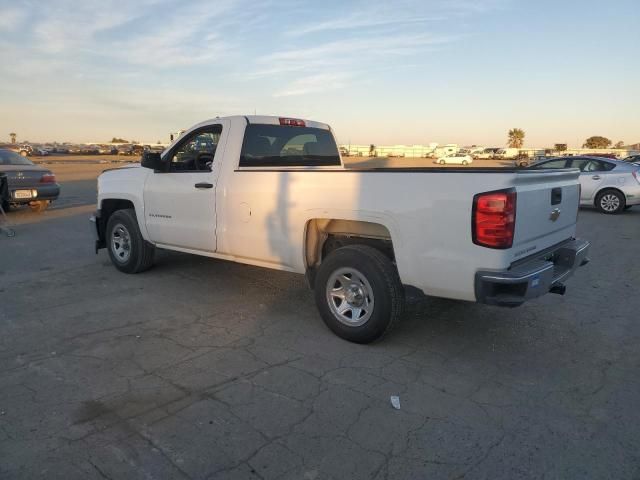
[91,116,590,343]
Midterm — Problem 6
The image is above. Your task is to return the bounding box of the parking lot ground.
[0,171,639,479]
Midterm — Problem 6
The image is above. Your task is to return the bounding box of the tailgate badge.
[549,208,561,222]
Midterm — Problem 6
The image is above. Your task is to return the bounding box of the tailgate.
[510,169,580,262]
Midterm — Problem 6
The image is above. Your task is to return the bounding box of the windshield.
[0,149,35,166]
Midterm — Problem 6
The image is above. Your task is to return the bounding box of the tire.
[595,189,625,214]
[314,245,404,344]
[439,159,445,165]
[461,160,468,166]
[20,151,28,157]
[106,208,155,273]
[29,200,49,213]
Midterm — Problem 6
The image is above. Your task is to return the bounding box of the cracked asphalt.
[1,166,639,479]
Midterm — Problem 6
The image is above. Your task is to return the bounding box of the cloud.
[0,6,28,31]
[287,12,445,37]
[273,73,352,97]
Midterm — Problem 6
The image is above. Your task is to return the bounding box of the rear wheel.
[29,200,49,213]
[106,209,155,273]
[439,159,445,165]
[596,189,625,214]
[461,160,468,165]
[314,245,404,343]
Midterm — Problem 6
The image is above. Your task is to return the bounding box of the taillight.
[633,170,640,185]
[279,118,306,127]
[472,190,517,249]
[40,173,56,183]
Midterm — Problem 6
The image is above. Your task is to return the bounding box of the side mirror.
[141,151,164,171]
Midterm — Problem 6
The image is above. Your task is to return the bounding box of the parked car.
[0,148,60,212]
[528,156,640,213]
[91,115,590,344]
[18,145,33,157]
[80,145,100,155]
[475,147,501,159]
[435,153,473,165]
[495,148,520,159]
[623,154,640,165]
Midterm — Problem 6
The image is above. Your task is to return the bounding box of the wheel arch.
[303,218,398,286]
[97,197,149,247]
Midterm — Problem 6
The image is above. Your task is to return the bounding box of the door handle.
[194,182,213,189]
[591,175,601,180]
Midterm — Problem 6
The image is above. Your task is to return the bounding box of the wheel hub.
[345,283,365,306]
[326,268,375,327]
[601,194,619,212]
[111,223,131,263]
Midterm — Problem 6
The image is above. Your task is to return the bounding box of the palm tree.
[507,128,525,148]
[9,132,16,144]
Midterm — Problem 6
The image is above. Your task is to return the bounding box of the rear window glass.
[0,149,34,166]
[240,124,340,167]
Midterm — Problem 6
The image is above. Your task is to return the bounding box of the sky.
[0,0,638,147]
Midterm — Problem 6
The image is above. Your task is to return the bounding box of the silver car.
[529,156,640,214]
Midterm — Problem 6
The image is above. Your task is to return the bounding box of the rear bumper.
[9,184,60,204]
[475,238,590,307]
[624,184,640,205]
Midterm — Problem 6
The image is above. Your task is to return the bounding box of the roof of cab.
[193,115,331,131]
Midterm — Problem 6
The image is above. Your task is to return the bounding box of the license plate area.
[13,189,34,199]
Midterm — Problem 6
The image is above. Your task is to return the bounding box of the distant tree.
[111,137,128,143]
[369,144,376,157]
[614,140,624,149]
[583,136,611,149]
[507,128,525,148]
[554,143,567,152]
[9,132,16,144]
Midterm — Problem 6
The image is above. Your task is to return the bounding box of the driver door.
[144,124,225,252]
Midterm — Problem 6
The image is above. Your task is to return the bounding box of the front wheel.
[596,189,625,214]
[106,209,155,273]
[439,159,445,165]
[314,245,404,343]
[461,160,468,166]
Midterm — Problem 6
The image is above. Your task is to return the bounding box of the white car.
[436,153,473,165]
[529,156,640,214]
[91,115,589,343]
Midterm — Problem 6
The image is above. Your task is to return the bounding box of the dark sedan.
[0,148,60,212]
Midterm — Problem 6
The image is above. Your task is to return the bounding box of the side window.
[584,160,615,172]
[168,128,221,172]
[533,159,567,169]
[569,159,589,171]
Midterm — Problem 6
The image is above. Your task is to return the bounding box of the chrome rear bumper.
[475,238,590,307]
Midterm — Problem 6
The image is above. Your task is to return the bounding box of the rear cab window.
[240,124,340,168]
